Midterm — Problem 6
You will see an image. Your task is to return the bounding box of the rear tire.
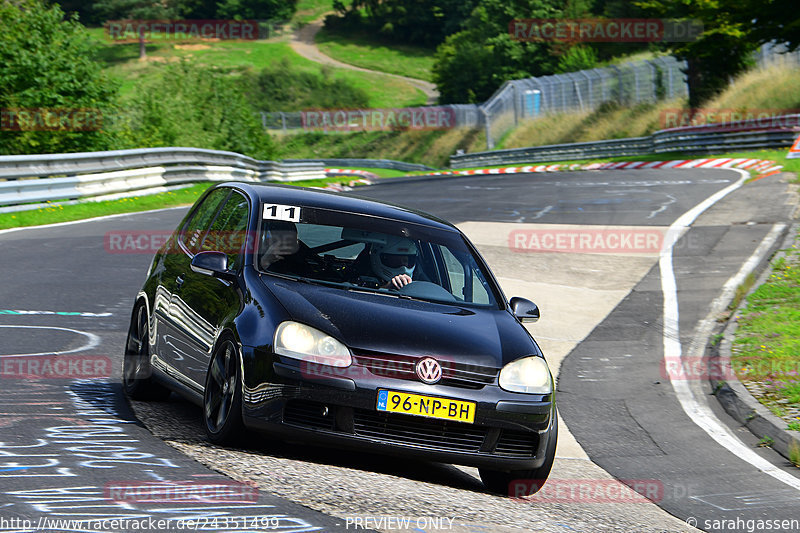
[480,408,558,496]
[122,303,171,401]
[203,337,245,445]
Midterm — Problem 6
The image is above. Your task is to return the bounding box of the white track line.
[0,205,187,236]
[660,169,800,490]
[0,325,101,357]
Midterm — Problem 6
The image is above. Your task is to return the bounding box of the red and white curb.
[320,158,782,191]
[318,169,377,191]
[418,158,783,180]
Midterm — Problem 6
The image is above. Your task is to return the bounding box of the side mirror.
[191,251,236,281]
[510,296,540,323]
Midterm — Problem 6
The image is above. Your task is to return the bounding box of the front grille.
[283,400,334,430]
[353,409,486,452]
[352,350,498,389]
[495,429,539,457]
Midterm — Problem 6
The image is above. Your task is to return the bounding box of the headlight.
[273,321,352,367]
[499,356,552,394]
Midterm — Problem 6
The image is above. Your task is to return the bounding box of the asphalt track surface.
[0,168,797,532]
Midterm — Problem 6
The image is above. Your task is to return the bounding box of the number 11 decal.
[263,204,302,222]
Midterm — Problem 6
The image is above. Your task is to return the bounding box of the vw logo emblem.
[415,357,442,384]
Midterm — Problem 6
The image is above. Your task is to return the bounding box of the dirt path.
[290,18,440,105]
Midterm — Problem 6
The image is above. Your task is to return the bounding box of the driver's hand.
[387,274,412,290]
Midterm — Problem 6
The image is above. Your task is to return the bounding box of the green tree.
[736,0,800,51]
[120,61,274,159]
[0,0,119,154]
[330,0,478,46]
[171,0,218,19]
[92,0,177,59]
[555,45,598,73]
[215,0,297,21]
[431,0,561,103]
[49,0,102,24]
[635,0,757,106]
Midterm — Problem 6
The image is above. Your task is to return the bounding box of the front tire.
[480,408,558,496]
[204,337,245,445]
[123,303,171,401]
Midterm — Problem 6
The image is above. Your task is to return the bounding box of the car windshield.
[255,205,500,307]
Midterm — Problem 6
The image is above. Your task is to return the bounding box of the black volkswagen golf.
[123,182,556,495]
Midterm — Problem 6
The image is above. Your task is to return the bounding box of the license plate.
[376,390,475,424]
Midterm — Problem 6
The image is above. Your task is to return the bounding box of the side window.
[440,247,491,304]
[199,191,250,270]
[441,247,466,298]
[181,188,230,254]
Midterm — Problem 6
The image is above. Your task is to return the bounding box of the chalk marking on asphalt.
[660,168,800,491]
[0,309,112,318]
[0,325,100,358]
[532,205,554,220]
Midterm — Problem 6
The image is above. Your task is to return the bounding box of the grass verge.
[293,0,335,26]
[315,26,435,82]
[0,176,381,230]
[88,30,425,108]
[0,184,211,231]
[732,226,800,426]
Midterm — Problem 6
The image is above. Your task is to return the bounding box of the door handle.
[176,275,185,288]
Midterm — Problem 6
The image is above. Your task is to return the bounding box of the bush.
[0,0,119,155]
[118,62,274,159]
[247,59,370,111]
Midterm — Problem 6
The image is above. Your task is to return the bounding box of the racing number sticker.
[263,204,301,222]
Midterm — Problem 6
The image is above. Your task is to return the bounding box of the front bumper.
[241,353,556,471]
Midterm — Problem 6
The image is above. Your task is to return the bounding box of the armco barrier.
[450,137,654,168]
[287,158,432,172]
[0,148,428,208]
[451,115,800,169]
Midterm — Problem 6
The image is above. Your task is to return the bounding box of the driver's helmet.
[261,221,299,259]
[369,236,417,282]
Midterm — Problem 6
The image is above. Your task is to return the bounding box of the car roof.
[222,182,459,233]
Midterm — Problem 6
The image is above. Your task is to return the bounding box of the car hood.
[261,277,540,367]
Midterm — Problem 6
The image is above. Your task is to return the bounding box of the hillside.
[273,63,800,167]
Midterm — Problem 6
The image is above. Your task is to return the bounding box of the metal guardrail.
[286,158,433,172]
[450,137,654,168]
[0,148,442,208]
[451,116,800,169]
[0,148,330,207]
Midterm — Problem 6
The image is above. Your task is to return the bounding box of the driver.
[259,221,303,273]
[369,236,417,290]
